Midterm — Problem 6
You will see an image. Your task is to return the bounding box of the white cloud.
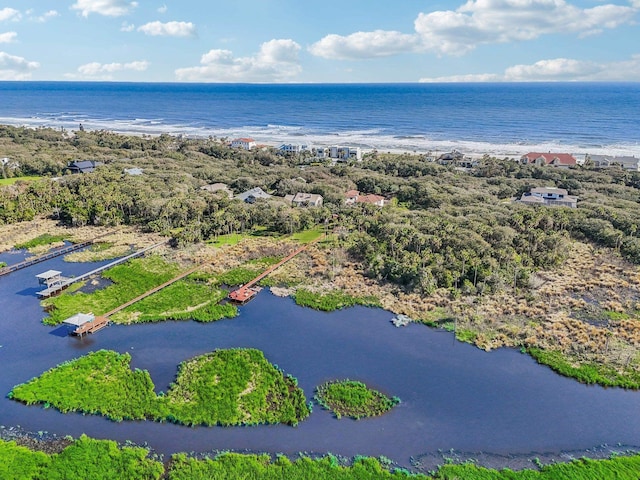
[120,21,135,32]
[309,30,420,59]
[419,54,640,82]
[0,51,39,80]
[176,39,302,82]
[158,5,168,14]
[310,0,639,60]
[71,0,137,18]
[0,7,21,22]
[77,60,149,76]
[414,0,637,55]
[33,10,59,22]
[138,21,196,37]
[0,32,17,43]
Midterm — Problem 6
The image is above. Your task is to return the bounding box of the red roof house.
[520,152,576,168]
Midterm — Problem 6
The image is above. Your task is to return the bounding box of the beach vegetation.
[314,380,400,419]
[294,289,380,311]
[9,348,310,426]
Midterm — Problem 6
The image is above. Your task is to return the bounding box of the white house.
[315,146,362,161]
[587,154,640,171]
[235,187,271,203]
[279,144,308,154]
[231,138,257,150]
[288,192,323,207]
[519,186,577,208]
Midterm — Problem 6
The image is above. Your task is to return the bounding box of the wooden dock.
[72,316,110,336]
[228,241,316,304]
[36,240,168,299]
[0,231,115,278]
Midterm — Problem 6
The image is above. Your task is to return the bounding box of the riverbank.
[3,429,640,479]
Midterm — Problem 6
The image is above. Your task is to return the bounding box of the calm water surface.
[1,251,640,467]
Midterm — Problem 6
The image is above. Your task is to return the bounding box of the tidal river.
[1,250,640,469]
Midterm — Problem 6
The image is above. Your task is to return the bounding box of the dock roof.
[63,313,95,326]
[36,270,62,279]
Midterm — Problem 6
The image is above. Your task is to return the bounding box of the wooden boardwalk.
[36,240,168,298]
[102,263,202,318]
[0,231,115,278]
[229,239,320,303]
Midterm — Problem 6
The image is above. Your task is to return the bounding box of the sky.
[0,0,639,83]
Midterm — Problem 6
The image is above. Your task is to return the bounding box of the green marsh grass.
[294,289,380,312]
[111,273,237,323]
[15,234,67,250]
[435,455,640,479]
[168,453,426,479]
[9,348,310,427]
[528,348,640,389]
[314,380,399,419]
[0,436,163,480]
[42,255,181,325]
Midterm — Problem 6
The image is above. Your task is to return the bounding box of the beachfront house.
[279,144,308,155]
[65,160,104,174]
[519,187,577,208]
[437,150,465,165]
[236,187,271,204]
[586,154,640,171]
[345,190,387,207]
[315,146,362,162]
[520,152,576,168]
[285,192,323,207]
[231,138,257,150]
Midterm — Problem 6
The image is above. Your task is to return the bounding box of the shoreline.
[2,120,639,159]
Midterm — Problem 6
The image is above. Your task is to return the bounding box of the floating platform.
[229,286,263,304]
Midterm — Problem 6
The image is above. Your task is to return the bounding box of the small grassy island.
[315,380,400,419]
[9,349,310,426]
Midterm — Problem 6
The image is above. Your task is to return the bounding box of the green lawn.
[291,227,324,243]
[206,233,247,247]
[0,176,42,186]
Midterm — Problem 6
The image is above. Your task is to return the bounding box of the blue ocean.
[1,82,638,157]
